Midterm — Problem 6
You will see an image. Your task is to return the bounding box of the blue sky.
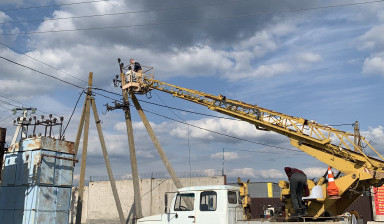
[1,0,384,183]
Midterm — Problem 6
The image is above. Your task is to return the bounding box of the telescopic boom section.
[122,71,384,183]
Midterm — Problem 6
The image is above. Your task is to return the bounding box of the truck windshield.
[174,193,195,211]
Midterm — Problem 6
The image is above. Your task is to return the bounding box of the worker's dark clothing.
[284,167,307,213]
[284,167,305,179]
[289,172,307,212]
[128,62,142,72]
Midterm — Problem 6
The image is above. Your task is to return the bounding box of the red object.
[326,166,340,198]
[284,167,306,179]
[374,186,384,215]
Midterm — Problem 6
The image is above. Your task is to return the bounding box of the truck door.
[196,191,223,224]
[227,191,238,224]
[171,193,195,224]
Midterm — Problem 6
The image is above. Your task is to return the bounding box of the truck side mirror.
[164,193,168,213]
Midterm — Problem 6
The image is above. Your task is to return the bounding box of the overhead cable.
[140,97,237,121]
[143,108,301,153]
[90,89,301,152]
[0,56,84,89]
[1,0,112,12]
[92,88,238,120]
[224,147,303,155]
[62,90,85,138]
[0,94,60,117]
[0,0,254,25]
[0,42,88,84]
[2,0,384,36]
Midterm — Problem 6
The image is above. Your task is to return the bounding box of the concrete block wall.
[70,176,225,223]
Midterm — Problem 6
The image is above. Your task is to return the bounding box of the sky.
[1,0,384,184]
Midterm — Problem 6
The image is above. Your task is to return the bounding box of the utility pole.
[75,72,125,224]
[116,59,143,221]
[75,73,93,224]
[354,121,361,153]
[114,58,191,211]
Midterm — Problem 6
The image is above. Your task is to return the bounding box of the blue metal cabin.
[0,136,76,224]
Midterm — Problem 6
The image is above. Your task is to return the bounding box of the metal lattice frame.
[143,77,384,170]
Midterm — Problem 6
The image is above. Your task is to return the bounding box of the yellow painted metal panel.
[267,182,273,198]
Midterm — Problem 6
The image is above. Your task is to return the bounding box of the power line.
[224,147,303,155]
[139,97,237,121]
[0,42,88,84]
[0,0,254,25]
[90,88,300,152]
[92,88,238,121]
[0,94,62,117]
[0,56,85,89]
[2,0,384,36]
[62,90,85,138]
[1,0,111,12]
[143,108,300,152]
[154,91,186,122]
[0,99,20,108]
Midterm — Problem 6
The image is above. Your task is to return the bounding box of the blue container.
[0,137,75,224]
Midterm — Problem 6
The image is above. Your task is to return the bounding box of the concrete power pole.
[119,66,143,221]
[354,121,361,153]
[74,72,126,224]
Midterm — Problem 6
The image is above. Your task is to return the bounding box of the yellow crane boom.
[120,66,384,218]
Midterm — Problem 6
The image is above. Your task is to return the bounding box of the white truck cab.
[137,185,243,224]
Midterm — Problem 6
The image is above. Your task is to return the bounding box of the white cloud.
[250,63,292,78]
[203,169,221,177]
[362,126,384,149]
[210,152,239,161]
[258,169,285,179]
[357,25,384,52]
[0,80,52,95]
[296,52,322,63]
[136,149,155,159]
[0,12,10,23]
[227,168,257,178]
[362,57,384,76]
[226,168,284,179]
[169,118,287,145]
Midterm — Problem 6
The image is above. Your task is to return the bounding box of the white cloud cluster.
[363,57,384,76]
[114,117,288,148]
[362,126,384,149]
[357,23,384,77]
[225,168,285,179]
[210,152,239,161]
[224,166,330,179]
[0,12,10,23]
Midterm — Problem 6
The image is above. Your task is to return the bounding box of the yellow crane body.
[121,69,384,219]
